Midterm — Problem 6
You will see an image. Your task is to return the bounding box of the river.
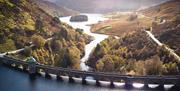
[60,14,108,71]
[0,64,127,91]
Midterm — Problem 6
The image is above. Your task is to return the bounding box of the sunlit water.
[60,14,108,71]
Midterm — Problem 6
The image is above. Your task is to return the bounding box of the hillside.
[35,0,78,17]
[141,0,180,20]
[141,0,180,55]
[0,0,90,69]
[87,31,180,76]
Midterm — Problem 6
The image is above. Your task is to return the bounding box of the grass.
[96,25,112,33]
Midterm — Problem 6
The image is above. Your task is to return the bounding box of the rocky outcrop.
[70,15,88,22]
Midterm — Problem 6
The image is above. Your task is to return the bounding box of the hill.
[141,0,180,55]
[87,0,180,75]
[35,0,78,17]
[0,0,90,69]
[141,0,180,20]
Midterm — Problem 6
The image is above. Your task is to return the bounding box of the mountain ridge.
[35,0,78,17]
[53,0,168,13]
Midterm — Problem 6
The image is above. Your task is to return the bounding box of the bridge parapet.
[0,56,180,87]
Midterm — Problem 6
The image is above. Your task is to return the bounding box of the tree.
[59,47,81,69]
[145,56,163,75]
[52,17,61,24]
[32,35,45,48]
[35,17,44,33]
[96,60,104,71]
[94,44,108,58]
[68,47,81,69]
[163,62,179,75]
[96,55,115,72]
[60,52,71,68]
[135,61,145,75]
[0,31,6,43]
[76,28,83,34]
[51,40,62,53]
[23,46,32,57]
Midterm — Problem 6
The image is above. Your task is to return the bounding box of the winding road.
[143,28,180,62]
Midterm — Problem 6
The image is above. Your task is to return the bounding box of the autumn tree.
[67,46,81,69]
[96,55,115,72]
[145,56,163,75]
[163,62,179,75]
[32,35,45,48]
[59,47,81,69]
[23,46,32,57]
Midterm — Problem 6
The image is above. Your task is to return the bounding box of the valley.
[0,0,180,90]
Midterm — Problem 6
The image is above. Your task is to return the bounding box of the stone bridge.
[0,56,180,89]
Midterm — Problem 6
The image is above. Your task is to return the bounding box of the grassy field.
[91,12,153,36]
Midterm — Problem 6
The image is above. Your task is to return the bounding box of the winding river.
[60,14,108,71]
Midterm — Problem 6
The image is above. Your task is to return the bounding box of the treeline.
[87,31,180,75]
